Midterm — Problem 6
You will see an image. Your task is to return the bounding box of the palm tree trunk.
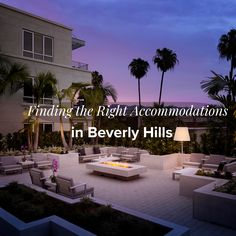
[69,118,73,149]
[33,117,39,152]
[60,115,69,149]
[138,78,141,128]
[230,56,234,80]
[158,71,165,105]
[27,127,32,152]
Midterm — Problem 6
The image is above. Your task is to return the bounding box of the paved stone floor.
[0,155,236,236]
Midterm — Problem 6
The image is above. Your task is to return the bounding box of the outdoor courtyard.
[0,152,235,236]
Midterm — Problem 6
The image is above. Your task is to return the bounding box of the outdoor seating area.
[56,175,94,198]
[1,149,236,236]
[31,153,53,169]
[79,146,144,164]
[0,156,23,175]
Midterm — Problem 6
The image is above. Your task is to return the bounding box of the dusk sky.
[1,0,235,104]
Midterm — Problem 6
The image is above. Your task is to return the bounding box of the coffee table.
[172,167,197,180]
[18,160,35,170]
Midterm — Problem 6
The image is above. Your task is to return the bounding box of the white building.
[0,3,92,135]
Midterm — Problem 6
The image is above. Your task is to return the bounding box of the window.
[23,77,53,104]
[39,123,53,133]
[24,123,53,133]
[23,30,53,62]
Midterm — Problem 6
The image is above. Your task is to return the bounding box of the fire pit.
[86,161,147,180]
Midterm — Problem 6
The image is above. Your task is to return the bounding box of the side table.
[45,180,57,192]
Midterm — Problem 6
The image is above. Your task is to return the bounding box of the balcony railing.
[72,60,89,71]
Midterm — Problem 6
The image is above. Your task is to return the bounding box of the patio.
[0,154,235,236]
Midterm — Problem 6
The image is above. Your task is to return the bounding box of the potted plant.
[50,159,58,183]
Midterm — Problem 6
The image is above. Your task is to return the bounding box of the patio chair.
[0,156,23,175]
[183,153,205,168]
[202,154,226,170]
[55,175,94,199]
[29,168,47,188]
[31,153,52,169]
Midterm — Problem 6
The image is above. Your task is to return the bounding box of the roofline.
[0,2,72,31]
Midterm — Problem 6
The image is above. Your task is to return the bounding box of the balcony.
[72,60,89,71]
[72,36,85,50]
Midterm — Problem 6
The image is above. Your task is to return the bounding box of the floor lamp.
[174,127,190,153]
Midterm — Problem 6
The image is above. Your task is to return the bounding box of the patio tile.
[0,159,236,236]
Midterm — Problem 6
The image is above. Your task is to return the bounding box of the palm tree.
[91,71,117,104]
[201,70,236,105]
[218,29,236,80]
[128,58,149,108]
[32,72,57,151]
[80,71,117,144]
[56,89,69,149]
[0,54,29,95]
[62,82,89,148]
[153,48,179,105]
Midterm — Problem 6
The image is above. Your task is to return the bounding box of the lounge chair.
[0,156,23,175]
[202,154,226,169]
[31,153,52,169]
[183,153,205,168]
[55,175,94,198]
[29,168,47,188]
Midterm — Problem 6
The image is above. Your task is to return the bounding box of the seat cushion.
[93,146,101,154]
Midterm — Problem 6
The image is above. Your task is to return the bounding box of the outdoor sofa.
[31,153,52,169]
[223,160,236,173]
[119,147,141,162]
[183,153,205,168]
[55,175,94,198]
[0,156,22,174]
[202,154,226,169]
[78,147,105,163]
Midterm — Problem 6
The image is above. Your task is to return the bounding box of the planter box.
[0,208,95,236]
[193,180,236,229]
[179,172,215,197]
[140,153,189,170]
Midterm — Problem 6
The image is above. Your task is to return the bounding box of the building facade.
[0,3,92,135]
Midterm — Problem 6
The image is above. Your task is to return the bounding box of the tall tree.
[0,54,29,95]
[128,58,149,108]
[218,29,236,80]
[91,71,117,104]
[153,48,178,105]
[201,29,236,155]
[80,71,117,144]
[56,89,69,149]
[32,72,57,151]
[63,82,89,148]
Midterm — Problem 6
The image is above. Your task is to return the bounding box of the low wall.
[193,180,236,229]
[179,173,215,197]
[0,208,95,236]
[140,153,189,170]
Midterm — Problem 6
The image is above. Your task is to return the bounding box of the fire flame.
[101,162,130,168]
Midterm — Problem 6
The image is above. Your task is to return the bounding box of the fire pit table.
[86,161,147,180]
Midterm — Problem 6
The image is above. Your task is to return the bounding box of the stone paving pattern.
[0,154,235,236]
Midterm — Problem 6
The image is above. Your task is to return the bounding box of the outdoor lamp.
[174,127,190,153]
